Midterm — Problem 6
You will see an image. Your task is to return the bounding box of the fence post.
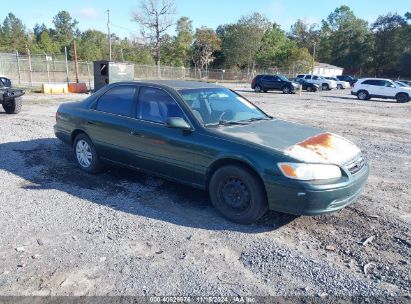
[52,56,56,83]
[46,55,50,84]
[27,49,33,87]
[64,46,69,84]
[15,50,21,85]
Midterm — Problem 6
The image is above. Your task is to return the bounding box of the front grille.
[346,156,365,175]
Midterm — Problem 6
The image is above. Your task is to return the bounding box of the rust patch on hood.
[298,133,333,154]
[284,132,361,166]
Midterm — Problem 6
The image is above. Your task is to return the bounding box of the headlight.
[278,163,341,180]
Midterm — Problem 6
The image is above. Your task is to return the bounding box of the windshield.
[278,75,289,82]
[395,81,406,87]
[178,88,269,126]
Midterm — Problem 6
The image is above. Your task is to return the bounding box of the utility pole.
[311,42,316,75]
[107,9,112,61]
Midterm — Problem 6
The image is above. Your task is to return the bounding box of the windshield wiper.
[239,117,271,123]
[204,120,249,127]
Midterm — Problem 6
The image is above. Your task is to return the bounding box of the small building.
[93,61,135,91]
[311,62,343,77]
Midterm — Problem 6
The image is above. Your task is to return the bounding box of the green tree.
[78,30,108,61]
[318,5,371,74]
[289,19,320,53]
[256,24,290,67]
[174,17,193,66]
[52,10,78,49]
[219,12,271,70]
[192,27,221,71]
[371,13,407,76]
[0,13,28,52]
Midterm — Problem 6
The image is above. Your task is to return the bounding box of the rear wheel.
[396,93,409,103]
[209,165,268,224]
[357,90,369,101]
[322,83,329,90]
[2,97,22,114]
[306,86,312,92]
[254,85,262,93]
[73,134,103,173]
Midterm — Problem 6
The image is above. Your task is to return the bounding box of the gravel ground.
[0,86,410,301]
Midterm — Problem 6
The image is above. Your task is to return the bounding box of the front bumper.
[263,163,369,215]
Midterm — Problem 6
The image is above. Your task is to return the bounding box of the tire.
[73,134,103,173]
[396,93,409,103]
[209,165,268,224]
[254,85,262,93]
[263,90,268,93]
[282,86,291,94]
[337,84,343,90]
[357,90,369,101]
[322,83,329,90]
[306,86,312,92]
[2,97,22,114]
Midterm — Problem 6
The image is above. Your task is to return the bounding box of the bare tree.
[133,0,176,78]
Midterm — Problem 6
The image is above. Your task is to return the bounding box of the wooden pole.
[73,40,79,83]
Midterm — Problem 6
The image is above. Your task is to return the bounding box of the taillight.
[252,79,256,86]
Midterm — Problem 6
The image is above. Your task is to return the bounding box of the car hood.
[213,119,361,166]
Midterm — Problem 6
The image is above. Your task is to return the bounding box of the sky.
[1,0,410,39]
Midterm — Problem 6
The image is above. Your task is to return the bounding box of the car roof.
[113,80,225,90]
[358,78,392,81]
[135,80,224,90]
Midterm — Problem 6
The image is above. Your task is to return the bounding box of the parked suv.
[325,77,350,89]
[351,78,410,103]
[296,74,337,90]
[336,75,357,87]
[251,75,299,94]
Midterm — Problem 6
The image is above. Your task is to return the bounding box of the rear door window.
[96,85,137,117]
[262,75,276,81]
[304,75,312,79]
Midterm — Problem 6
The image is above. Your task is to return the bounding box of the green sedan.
[54,80,369,224]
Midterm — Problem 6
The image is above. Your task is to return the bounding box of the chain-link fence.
[0,51,310,90]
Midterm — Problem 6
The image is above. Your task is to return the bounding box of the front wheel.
[357,90,369,101]
[2,97,22,114]
[209,165,268,224]
[306,86,312,92]
[282,86,291,94]
[322,83,329,90]
[73,134,103,173]
[337,84,343,90]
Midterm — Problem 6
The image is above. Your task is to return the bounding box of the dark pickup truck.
[0,77,25,114]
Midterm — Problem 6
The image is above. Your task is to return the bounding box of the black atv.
[0,77,25,114]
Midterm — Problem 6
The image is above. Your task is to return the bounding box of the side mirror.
[166,117,191,130]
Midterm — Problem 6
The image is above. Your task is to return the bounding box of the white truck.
[296,74,337,90]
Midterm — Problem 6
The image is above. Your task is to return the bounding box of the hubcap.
[359,92,366,99]
[76,140,92,168]
[219,177,250,211]
[284,87,290,93]
[255,86,261,92]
